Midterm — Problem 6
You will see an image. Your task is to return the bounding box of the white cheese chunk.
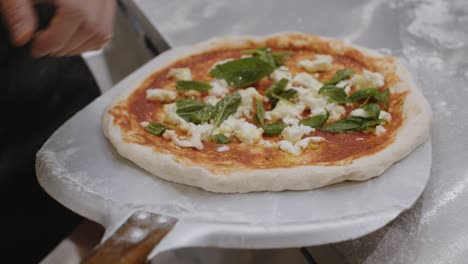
[187,123,213,150]
[146,89,177,103]
[167,68,192,81]
[281,125,314,144]
[336,80,352,95]
[204,95,220,106]
[235,87,263,118]
[265,101,306,121]
[292,73,323,93]
[163,103,190,131]
[298,55,333,73]
[350,108,369,118]
[278,140,301,156]
[140,121,149,128]
[217,145,230,152]
[351,69,385,90]
[209,79,230,97]
[279,136,326,156]
[163,130,194,148]
[282,117,300,126]
[374,125,387,136]
[270,66,293,83]
[379,110,392,123]
[299,93,346,121]
[258,139,278,148]
[217,116,263,145]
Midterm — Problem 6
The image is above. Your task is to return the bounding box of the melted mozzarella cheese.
[292,72,323,93]
[350,108,369,118]
[146,89,177,103]
[351,69,385,90]
[217,116,263,145]
[167,68,192,81]
[187,123,213,149]
[298,55,333,73]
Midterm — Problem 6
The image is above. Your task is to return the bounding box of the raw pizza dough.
[102,32,431,193]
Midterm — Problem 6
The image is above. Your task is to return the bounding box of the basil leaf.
[348,88,378,102]
[299,111,329,128]
[176,99,205,113]
[145,122,167,136]
[212,92,242,128]
[374,89,390,107]
[190,104,215,124]
[319,84,348,103]
[254,101,265,125]
[278,89,297,100]
[209,57,275,87]
[213,134,231,144]
[362,104,381,119]
[176,80,212,92]
[243,47,291,67]
[325,68,355,85]
[265,78,288,97]
[321,116,382,133]
[273,52,292,66]
[349,88,389,107]
[262,122,288,136]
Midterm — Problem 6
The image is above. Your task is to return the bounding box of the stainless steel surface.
[126,0,468,262]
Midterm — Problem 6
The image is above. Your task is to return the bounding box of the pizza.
[102,33,431,193]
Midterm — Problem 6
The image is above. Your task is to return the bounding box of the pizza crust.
[102,32,431,193]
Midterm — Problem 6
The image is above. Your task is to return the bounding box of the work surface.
[121,0,468,262]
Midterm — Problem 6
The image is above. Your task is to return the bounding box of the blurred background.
[1,0,467,263]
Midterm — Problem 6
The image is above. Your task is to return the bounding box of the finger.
[63,33,110,56]
[0,0,37,46]
[53,23,94,55]
[31,8,81,57]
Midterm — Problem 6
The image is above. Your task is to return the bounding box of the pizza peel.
[36,45,432,262]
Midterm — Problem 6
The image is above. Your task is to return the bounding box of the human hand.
[0,0,116,57]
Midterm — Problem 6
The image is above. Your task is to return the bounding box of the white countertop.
[121,0,468,262]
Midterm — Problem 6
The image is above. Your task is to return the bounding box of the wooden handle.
[82,211,177,264]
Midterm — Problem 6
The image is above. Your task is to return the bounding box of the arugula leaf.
[213,134,231,144]
[190,104,215,124]
[319,84,348,103]
[262,122,288,136]
[321,116,382,133]
[176,80,212,92]
[209,57,275,87]
[362,104,381,119]
[325,68,355,85]
[299,111,329,129]
[348,88,389,107]
[144,122,167,136]
[254,101,265,126]
[212,92,242,128]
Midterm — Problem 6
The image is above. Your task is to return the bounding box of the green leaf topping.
[321,116,382,133]
[144,122,167,136]
[254,101,265,126]
[262,122,288,136]
[242,47,291,68]
[319,84,348,103]
[299,111,329,129]
[265,78,289,97]
[176,80,212,92]
[265,78,296,107]
[325,68,355,85]
[362,104,381,119]
[175,99,214,124]
[212,92,242,128]
[209,57,275,87]
[213,134,231,144]
[348,88,390,107]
